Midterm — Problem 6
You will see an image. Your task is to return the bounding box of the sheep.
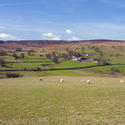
[40,78,43,81]
[86,80,91,84]
[120,80,124,83]
[59,78,64,83]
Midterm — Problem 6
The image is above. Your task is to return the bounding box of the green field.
[1,45,125,77]
[0,76,125,125]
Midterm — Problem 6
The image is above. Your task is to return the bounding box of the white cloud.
[67,36,80,41]
[70,21,125,40]
[52,37,60,40]
[66,29,72,34]
[0,33,16,39]
[42,33,53,37]
[42,32,61,40]
[71,37,79,41]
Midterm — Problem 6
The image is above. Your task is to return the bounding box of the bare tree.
[93,47,110,65]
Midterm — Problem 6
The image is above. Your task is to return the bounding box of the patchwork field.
[0,76,125,125]
[1,41,125,78]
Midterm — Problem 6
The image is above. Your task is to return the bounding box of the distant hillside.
[0,39,125,51]
[0,39,125,45]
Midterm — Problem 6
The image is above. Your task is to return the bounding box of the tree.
[0,51,7,56]
[61,53,69,60]
[74,52,82,58]
[27,50,35,56]
[110,68,120,75]
[20,53,25,58]
[0,59,6,67]
[96,58,110,65]
[67,50,74,59]
[81,47,85,55]
[52,57,60,64]
[93,47,103,56]
[46,54,52,60]
[13,53,20,60]
[52,52,56,58]
[28,51,31,56]
[40,54,43,57]
[93,46,110,65]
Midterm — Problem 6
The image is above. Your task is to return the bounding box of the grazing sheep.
[86,80,91,84]
[59,78,64,83]
[120,80,124,83]
[40,78,43,81]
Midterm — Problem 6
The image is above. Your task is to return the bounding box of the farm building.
[78,57,87,62]
[72,56,78,61]
[72,56,87,62]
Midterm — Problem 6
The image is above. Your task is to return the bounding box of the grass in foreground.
[0,76,125,125]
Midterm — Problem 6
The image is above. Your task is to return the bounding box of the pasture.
[1,41,125,78]
[0,76,125,125]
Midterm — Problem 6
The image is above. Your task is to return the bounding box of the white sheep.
[120,80,124,83]
[86,80,91,84]
[59,78,64,83]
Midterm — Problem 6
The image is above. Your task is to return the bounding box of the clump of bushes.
[0,74,6,79]
[0,73,23,79]
[110,68,120,75]
[41,64,52,67]
[5,73,23,78]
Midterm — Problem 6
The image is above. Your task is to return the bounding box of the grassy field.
[0,76,125,125]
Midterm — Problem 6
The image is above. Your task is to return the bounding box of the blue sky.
[0,0,125,40]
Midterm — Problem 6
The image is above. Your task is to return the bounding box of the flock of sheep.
[40,77,92,84]
[39,77,125,84]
